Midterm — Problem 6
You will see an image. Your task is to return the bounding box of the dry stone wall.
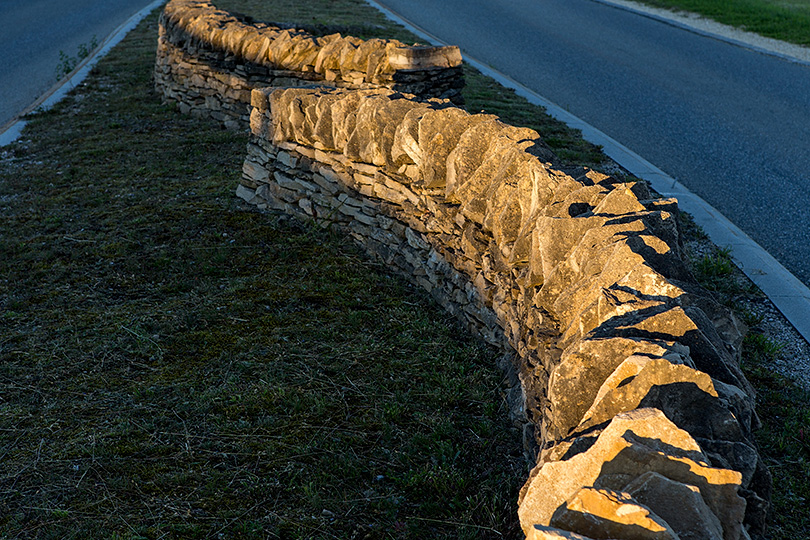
[238,86,772,540]
[154,0,464,129]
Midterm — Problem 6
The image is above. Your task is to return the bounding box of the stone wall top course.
[160,0,462,88]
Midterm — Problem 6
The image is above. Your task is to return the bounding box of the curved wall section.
[238,86,771,540]
[154,0,464,128]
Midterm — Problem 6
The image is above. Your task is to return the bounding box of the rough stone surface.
[517,409,732,535]
[624,471,725,540]
[578,359,717,430]
[236,86,767,540]
[547,337,691,441]
[550,487,678,540]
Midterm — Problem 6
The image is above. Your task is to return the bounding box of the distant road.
[0,0,156,128]
[373,0,810,287]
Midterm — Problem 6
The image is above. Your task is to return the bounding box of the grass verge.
[634,0,810,46]
[0,0,807,539]
[0,7,525,540]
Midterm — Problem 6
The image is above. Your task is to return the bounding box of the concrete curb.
[0,0,167,147]
[365,0,810,345]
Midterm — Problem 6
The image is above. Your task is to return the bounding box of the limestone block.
[456,143,524,225]
[416,107,482,188]
[480,153,551,251]
[670,279,746,361]
[577,359,717,431]
[532,220,649,307]
[336,37,364,75]
[348,38,390,73]
[344,95,421,168]
[365,47,391,82]
[536,186,594,219]
[527,524,596,540]
[249,107,269,138]
[624,472,724,540]
[310,91,343,150]
[390,106,433,167]
[546,337,691,441]
[549,487,678,540]
[378,99,429,171]
[555,263,688,346]
[267,29,294,67]
[695,438,759,490]
[596,436,744,540]
[518,409,745,540]
[281,34,320,72]
[387,45,462,69]
[314,34,352,73]
[250,87,273,111]
[284,91,317,146]
[591,305,754,396]
[235,183,258,204]
[329,89,391,152]
[588,355,688,415]
[242,158,270,183]
[445,119,539,203]
[531,215,619,283]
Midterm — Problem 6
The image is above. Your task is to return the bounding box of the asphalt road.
[373,0,810,286]
[0,0,156,128]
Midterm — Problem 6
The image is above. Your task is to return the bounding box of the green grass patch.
[636,0,810,45]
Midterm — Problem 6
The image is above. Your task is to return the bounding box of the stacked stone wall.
[154,0,464,129]
[238,86,771,540]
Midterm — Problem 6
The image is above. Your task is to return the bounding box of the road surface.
[372,0,810,287]
[0,0,157,128]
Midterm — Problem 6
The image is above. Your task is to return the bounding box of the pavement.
[366,0,810,344]
[0,0,162,138]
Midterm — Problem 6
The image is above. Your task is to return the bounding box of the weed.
[744,332,785,362]
[697,245,733,277]
[690,245,759,300]
[679,210,708,240]
[741,347,810,538]
[740,308,764,328]
[55,35,99,80]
